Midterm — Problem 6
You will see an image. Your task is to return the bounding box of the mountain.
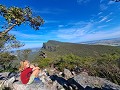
[41,40,120,58]
[80,37,120,46]
[34,40,120,85]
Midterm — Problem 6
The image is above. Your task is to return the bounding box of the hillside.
[81,37,120,46]
[41,40,120,58]
[33,40,120,85]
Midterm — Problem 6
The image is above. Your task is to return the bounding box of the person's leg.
[32,68,40,77]
[27,75,35,84]
[27,68,40,84]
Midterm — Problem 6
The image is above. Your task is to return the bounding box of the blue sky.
[0,0,120,49]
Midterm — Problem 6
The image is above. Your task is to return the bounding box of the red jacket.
[20,67,32,84]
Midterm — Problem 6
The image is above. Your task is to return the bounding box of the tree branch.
[0,23,17,37]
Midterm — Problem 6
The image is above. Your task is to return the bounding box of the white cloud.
[68,21,88,26]
[10,31,43,39]
[98,15,104,19]
[58,25,64,28]
[77,0,90,4]
[100,0,104,3]
[70,26,120,42]
[108,1,115,5]
[97,12,103,15]
[97,25,108,29]
[9,31,49,49]
[106,19,112,22]
[17,40,43,49]
[80,29,120,41]
[100,4,108,11]
[98,16,108,23]
[13,25,120,49]
[51,17,120,42]
[33,8,66,15]
[56,22,93,39]
[45,20,60,24]
[33,9,56,14]
[18,43,42,50]
[20,40,44,43]
[98,12,112,23]
[100,0,107,3]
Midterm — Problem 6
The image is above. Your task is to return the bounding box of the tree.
[0,52,16,63]
[0,33,24,52]
[0,4,44,36]
[16,49,32,60]
[0,4,44,71]
[22,49,32,60]
[0,4,44,51]
[0,52,18,72]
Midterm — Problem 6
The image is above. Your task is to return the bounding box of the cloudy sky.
[0,0,120,49]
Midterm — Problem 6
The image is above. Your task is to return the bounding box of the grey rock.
[12,81,47,90]
[0,72,9,78]
[74,72,120,90]
[64,68,73,79]
[1,71,120,90]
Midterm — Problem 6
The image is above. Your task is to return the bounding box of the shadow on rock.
[50,75,113,90]
[50,75,84,90]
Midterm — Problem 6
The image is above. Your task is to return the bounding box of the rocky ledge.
[0,69,120,90]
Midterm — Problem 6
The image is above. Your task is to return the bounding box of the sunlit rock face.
[74,72,120,90]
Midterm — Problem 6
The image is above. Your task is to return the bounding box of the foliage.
[32,40,120,84]
[0,4,44,35]
[0,52,18,72]
[53,53,120,85]
[0,4,44,72]
[32,58,53,68]
[42,40,120,59]
[0,33,24,52]
[0,4,44,51]
[16,49,32,60]
[0,52,17,63]
[33,49,120,85]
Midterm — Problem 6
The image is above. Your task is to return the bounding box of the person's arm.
[30,64,40,71]
[34,67,40,70]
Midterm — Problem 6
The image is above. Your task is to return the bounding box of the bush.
[0,52,17,72]
[32,58,53,68]
[33,53,120,85]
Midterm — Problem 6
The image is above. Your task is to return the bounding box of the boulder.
[0,72,9,78]
[64,68,73,79]
[12,81,47,90]
[74,72,120,90]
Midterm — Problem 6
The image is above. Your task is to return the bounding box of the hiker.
[19,60,41,84]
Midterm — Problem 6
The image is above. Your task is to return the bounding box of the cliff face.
[42,43,57,52]
[42,40,62,52]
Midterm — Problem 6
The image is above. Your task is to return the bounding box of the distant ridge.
[41,40,120,58]
[80,37,120,46]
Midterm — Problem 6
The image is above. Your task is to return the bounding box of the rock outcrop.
[12,82,46,90]
[0,71,120,90]
[74,72,120,90]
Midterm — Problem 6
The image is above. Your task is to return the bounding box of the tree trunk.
[0,23,17,37]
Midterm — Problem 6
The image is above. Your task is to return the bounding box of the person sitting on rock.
[19,60,41,84]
